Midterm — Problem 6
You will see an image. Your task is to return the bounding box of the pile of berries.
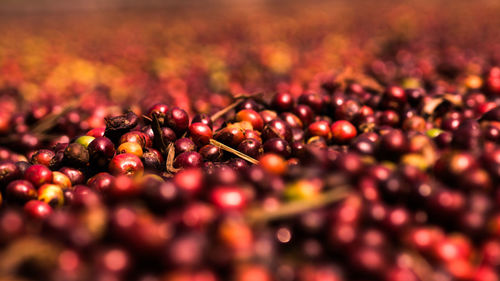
[1,66,500,281]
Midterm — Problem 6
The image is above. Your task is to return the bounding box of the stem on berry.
[209,138,259,164]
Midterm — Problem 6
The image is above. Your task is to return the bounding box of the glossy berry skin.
[271,92,294,112]
[237,138,263,159]
[236,109,264,131]
[88,137,115,167]
[214,127,245,148]
[259,110,278,124]
[59,167,85,185]
[87,172,115,193]
[160,126,177,145]
[331,120,357,143]
[262,119,293,142]
[117,142,143,157]
[199,144,223,162]
[51,171,72,190]
[381,86,406,109]
[174,151,203,169]
[189,122,213,146]
[308,120,332,140]
[147,103,169,125]
[108,153,144,177]
[5,180,38,205]
[24,200,53,220]
[175,138,197,155]
[86,127,106,138]
[24,164,53,187]
[38,184,64,207]
[280,112,303,129]
[263,138,291,158]
[293,105,315,126]
[167,107,189,135]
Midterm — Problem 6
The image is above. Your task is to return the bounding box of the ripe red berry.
[24,164,53,187]
[189,122,213,146]
[331,120,357,143]
[24,200,53,220]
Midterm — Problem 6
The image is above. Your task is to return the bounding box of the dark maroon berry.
[263,138,291,158]
[262,119,292,142]
[167,107,189,135]
[271,92,294,112]
[238,138,263,159]
[199,144,223,162]
[5,180,37,205]
[293,105,314,126]
[174,151,203,169]
[175,138,196,155]
[189,122,213,146]
[88,137,115,167]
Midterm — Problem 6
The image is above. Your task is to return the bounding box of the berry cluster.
[1,70,500,281]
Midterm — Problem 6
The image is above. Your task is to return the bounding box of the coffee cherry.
[51,171,72,190]
[88,137,115,167]
[24,164,52,187]
[235,109,264,131]
[331,120,357,143]
[263,138,291,158]
[189,122,213,146]
[59,167,85,185]
[238,138,263,159]
[5,180,37,205]
[117,142,143,157]
[38,184,64,207]
[271,92,294,112]
[175,137,196,155]
[199,144,223,162]
[24,200,53,220]
[293,105,314,126]
[307,120,332,141]
[147,103,169,125]
[87,172,115,193]
[174,151,203,169]
[109,153,144,177]
[167,107,189,135]
[262,119,292,142]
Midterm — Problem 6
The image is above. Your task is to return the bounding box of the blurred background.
[0,0,499,113]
